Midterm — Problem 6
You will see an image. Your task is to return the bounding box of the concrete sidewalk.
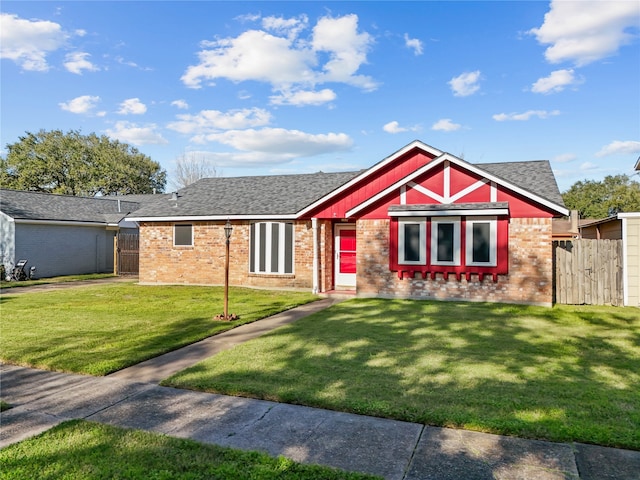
[1,294,639,479]
[2,364,639,479]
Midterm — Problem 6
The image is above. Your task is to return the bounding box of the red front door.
[335,224,356,288]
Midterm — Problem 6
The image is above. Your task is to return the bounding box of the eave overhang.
[388,202,509,217]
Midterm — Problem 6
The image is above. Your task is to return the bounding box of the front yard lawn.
[0,284,317,375]
[164,298,640,450]
[0,273,115,289]
[0,420,379,480]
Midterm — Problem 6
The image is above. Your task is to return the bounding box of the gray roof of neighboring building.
[0,189,144,223]
[130,171,364,218]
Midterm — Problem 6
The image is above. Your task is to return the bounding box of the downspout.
[312,218,319,294]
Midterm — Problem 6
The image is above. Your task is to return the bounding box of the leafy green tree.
[562,174,640,218]
[1,129,166,196]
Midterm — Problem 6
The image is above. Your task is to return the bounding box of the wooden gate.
[553,239,623,305]
[116,233,139,275]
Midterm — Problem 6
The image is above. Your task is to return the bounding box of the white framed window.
[431,217,461,266]
[174,224,193,246]
[250,222,294,274]
[398,218,426,265]
[466,217,497,266]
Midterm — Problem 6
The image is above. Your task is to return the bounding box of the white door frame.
[334,223,356,288]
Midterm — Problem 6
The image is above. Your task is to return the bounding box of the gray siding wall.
[14,223,115,278]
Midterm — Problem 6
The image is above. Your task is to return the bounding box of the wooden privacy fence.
[115,233,139,275]
[553,239,623,306]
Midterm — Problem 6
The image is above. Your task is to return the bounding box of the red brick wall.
[356,218,554,306]
[139,220,315,289]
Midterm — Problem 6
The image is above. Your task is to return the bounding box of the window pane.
[259,223,266,272]
[249,223,256,272]
[271,223,279,272]
[437,223,454,262]
[472,223,491,263]
[174,225,192,246]
[284,223,293,274]
[403,223,422,262]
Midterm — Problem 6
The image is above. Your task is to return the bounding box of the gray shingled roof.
[0,189,145,223]
[477,160,565,206]
[2,159,565,222]
[130,171,364,217]
[130,159,564,219]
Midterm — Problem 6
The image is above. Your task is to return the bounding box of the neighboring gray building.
[0,189,164,278]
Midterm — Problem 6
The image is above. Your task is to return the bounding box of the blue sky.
[2,1,639,192]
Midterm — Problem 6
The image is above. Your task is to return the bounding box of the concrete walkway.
[1,291,639,479]
[108,297,342,383]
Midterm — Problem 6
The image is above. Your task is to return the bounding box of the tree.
[562,174,640,218]
[0,129,166,196]
[172,153,219,189]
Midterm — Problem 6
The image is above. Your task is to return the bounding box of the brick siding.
[140,217,554,306]
[139,220,315,289]
[356,218,554,306]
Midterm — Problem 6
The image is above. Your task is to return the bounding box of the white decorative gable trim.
[346,152,569,217]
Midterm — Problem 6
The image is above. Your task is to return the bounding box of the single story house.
[0,189,160,278]
[129,141,569,306]
[579,212,640,307]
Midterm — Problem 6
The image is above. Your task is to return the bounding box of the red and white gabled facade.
[298,140,568,305]
[135,141,568,306]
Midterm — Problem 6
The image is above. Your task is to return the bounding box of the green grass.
[0,273,115,289]
[164,298,640,450]
[0,284,317,375]
[0,420,380,480]
[0,400,11,412]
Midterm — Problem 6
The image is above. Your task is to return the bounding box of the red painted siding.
[304,153,556,221]
[305,148,437,219]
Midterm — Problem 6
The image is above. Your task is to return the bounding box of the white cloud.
[431,118,462,132]
[262,14,308,39]
[270,88,337,106]
[554,153,577,163]
[195,128,353,159]
[0,13,70,71]
[182,29,315,89]
[59,95,101,114]
[171,99,189,110]
[383,121,421,134]
[531,69,581,94]
[448,71,481,97]
[181,14,377,94]
[118,98,147,115]
[311,14,376,89]
[492,110,561,121]
[580,161,598,171]
[64,52,99,74]
[404,33,423,55]
[383,121,404,134]
[530,0,640,66]
[167,108,272,135]
[595,140,640,157]
[105,121,168,145]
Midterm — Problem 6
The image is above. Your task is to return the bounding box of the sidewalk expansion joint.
[401,424,425,480]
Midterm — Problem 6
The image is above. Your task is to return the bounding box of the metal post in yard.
[223,219,233,320]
